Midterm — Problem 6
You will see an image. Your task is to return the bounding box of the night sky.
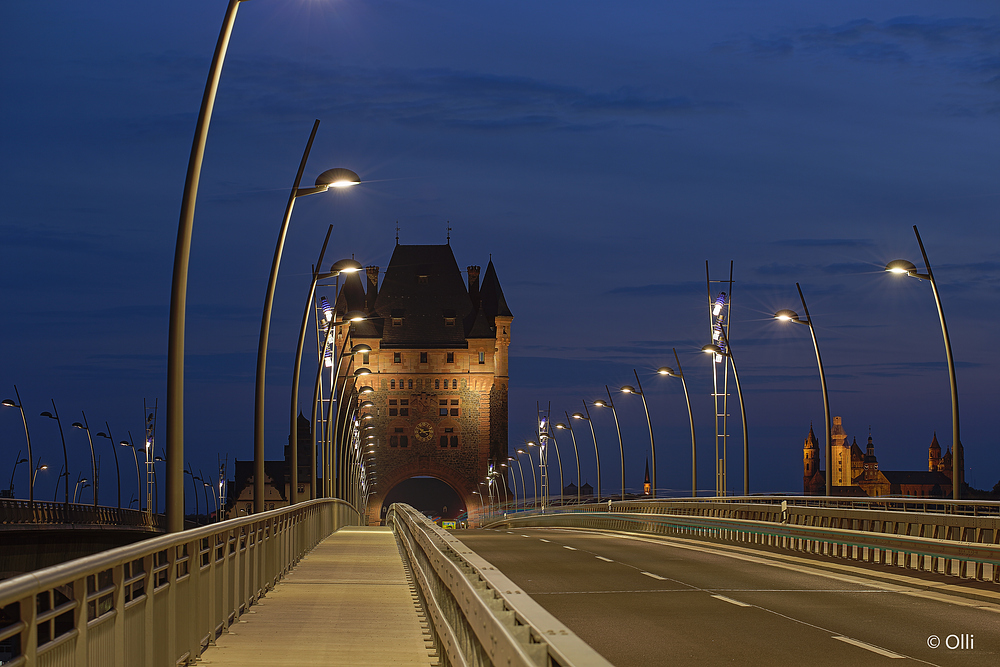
[2,1,998,511]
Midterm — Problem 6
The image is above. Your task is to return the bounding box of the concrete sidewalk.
[200,526,436,666]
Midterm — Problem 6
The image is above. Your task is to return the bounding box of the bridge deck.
[200,526,436,666]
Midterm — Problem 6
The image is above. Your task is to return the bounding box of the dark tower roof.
[804,425,819,449]
[479,259,512,320]
[373,244,474,348]
[929,431,941,453]
[334,269,368,315]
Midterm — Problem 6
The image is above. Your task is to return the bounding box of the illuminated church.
[803,416,958,497]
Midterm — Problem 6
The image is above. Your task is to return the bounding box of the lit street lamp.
[95,424,121,509]
[572,399,602,500]
[658,348,697,497]
[120,433,143,511]
[774,282,831,496]
[71,412,98,506]
[39,400,70,508]
[594,386,626,500]
[508,456,524,512]
[7,452,27,497]
[702,331,749,496]
[253,116,361,514]
[74,476,89,504]
[31,459,48,494]
[2,386,35,504]
[885,225,962,500]
[620,369,656,498]
[517,448,537,509]
[555,415,582,505]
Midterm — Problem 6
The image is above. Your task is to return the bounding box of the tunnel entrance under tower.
[380,476,466,523]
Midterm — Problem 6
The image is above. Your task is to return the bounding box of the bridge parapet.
[0,498,360,666]
[0,499,163,531]
[388,503,612,667]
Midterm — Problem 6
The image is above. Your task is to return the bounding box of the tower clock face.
[414,421,434,442]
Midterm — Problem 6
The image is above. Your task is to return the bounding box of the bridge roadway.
[456,526,1000,667]
[199,526,435,666]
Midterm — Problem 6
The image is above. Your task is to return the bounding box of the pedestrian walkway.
[200,526,436,666]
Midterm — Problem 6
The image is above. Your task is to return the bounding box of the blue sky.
[2,1,998,508]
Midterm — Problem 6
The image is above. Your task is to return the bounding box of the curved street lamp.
[120,432,142,511]
[555,416,582,505]
[885,225,962,500]
[7,452,27,497]
[594,386,626,500]
[39,400,70,508]
[543,433,564,505]
[658,348,697,497]
[774,282,831,496]
[74,476,89,504]
[517,447,537,509]
[572,399,601,500]
[95,424,121,509]
[71,413,98,506]
[253,117,361,513]
[508,456,524,512]
[620,369,656,498]
[31,460,48,495]
[289,243,363,505]
[2,386,34,505]
[702,334,749,496]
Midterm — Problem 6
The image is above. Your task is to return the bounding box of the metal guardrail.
[0,498,360,666]
[388,503,612,667]
[484,497,1000,584]
[0,500,163,531]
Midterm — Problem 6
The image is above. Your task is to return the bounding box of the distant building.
[803,416,958,497]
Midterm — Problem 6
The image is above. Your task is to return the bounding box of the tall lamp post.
[658,348,697,497]
[167,0,252,533]
[95,424,121,509]
[620,369,656,498]
[2,386,34,504]
[594,386,626,500]
[8,452,27,497]
[555,416,581,505]
[120,433,143,511]
[775,282,831,496]
[508,456,523,511]
[31,460,48,496]
[572,399,602,500]
[74,477,89,504]
[702,331,749,496]
[71,412,98,506]
[886,225,962,500]
[39,400,70,508]
[253,116,361,514]
[516,448,536,509]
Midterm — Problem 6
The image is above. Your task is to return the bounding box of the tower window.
[452,379,457,389]
[435,379,440,389]
[418,275,428,284]
[447,352,454,363]
[479,351,485,364]
[392,318,403,327]
[408,379,413,389]
[444,317,455,326]
[450,436,459,448]
[362,351,369,364]
[399,435,408,448]
[393,352,401,364]
[420,352,428,364]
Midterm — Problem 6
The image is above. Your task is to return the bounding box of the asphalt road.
[454,527,1000,667]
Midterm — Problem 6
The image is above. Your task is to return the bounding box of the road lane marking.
[539,539,550,543]
[711,594,750,607]
[641,571,666,580]
[563,545,577,551]
[596,556,614,562]
[832,636,905,659]
[521,535,531,538]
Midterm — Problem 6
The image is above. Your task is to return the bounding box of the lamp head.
[352,344,373,354]
[526,440,537,447]
[71,422,85,429]
[620,384,637,394]
[119,440,129,447]
[344,310,367,323]
[571,412,586,420]
[702,344,722,355]
[593,399,607,408]
[360,400,375,409]
[657,366,677,377]
[885,259,917,275]
[40,411,55,419]
[38,464,48,471]
[774,309,800,322]
[315,168,361,190]
[96,432,109,439]
[516,449,526,455]
[2,399,17,408]
[555,422,568,430]
[358,385,375,394]
[354,367,372,377]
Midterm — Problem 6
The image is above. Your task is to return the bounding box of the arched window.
[452,379,457,389]
[435,379,440,389]
[390,379,396,389]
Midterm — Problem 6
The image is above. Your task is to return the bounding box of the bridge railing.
[388,503,612,667]
[0,498,360,667]
[484,496,1000,584]
[0,499,164,531]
